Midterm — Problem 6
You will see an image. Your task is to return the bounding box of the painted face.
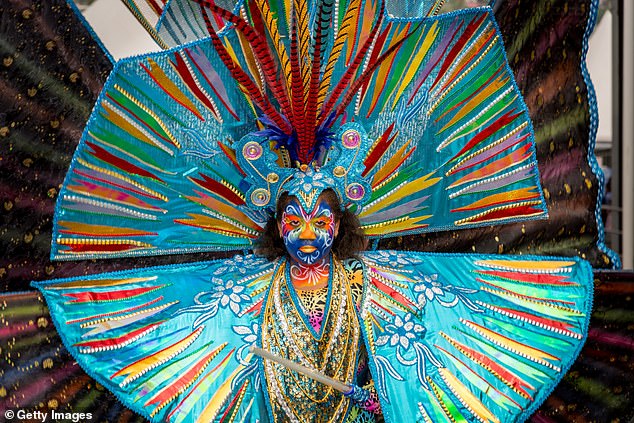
[278,196,338,266]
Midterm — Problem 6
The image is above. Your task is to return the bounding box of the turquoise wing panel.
[360,251,593,423]
[51,36,264,260]
[33,255,274,422]
[352,8,547,238]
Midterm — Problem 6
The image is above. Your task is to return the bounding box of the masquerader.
[34,0,593,421]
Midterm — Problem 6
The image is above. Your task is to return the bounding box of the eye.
[287,218,301,227]
[314,219,328,228]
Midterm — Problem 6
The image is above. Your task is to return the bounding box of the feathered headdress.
[50,0,547,259]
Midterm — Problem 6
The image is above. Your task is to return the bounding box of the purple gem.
[346,183,365,200]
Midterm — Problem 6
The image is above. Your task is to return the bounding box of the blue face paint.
[279,197,337,266]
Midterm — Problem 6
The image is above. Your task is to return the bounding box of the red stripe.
[464,204,542,222]
[73,168,163,201]
[363,123,397,176]
[449,109,522,163]
[140,62,204,121]
[62,243,145,253]
[218,141,245,176]
[475,270,576,286]
[190,173,245,205]
[479,279,576,306]
[86,141,162,182]
[184,48,240,121]
[453,200,540,214]
[171,52,218,116]
[145,347,221,407]
[498,306,576,333]
[166,348,235,421]
[370,276,416,310]
[447,133,529,177]
[372,147,415,188]
[74,321,163,349]
[105,92,173,146]
[63,286,163,303]
[448,335,534,399]
[431,13,487,90]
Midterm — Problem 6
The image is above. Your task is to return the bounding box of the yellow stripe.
[477,259,576,271]
[370,140,413,187]
[360,172,440,216]
[391,21,439,109]
[439,368,500,423]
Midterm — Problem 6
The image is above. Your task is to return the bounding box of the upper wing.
[33,255,274,422]
[360,251,593,422]
[50,35,266,260]
[349,8,547,238]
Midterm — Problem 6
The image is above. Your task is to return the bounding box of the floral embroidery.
[412,272,483,312]
[365,251,422,266]
[376,314,426,350]
[374,313,443,390]
[175,277,251,327]
[413,274,445,308]
[214,254,268,276]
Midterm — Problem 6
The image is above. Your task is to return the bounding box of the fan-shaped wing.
[33,255,274,422]
[351,8,547,238]
[51,38,265,260]
[360,251,592,422]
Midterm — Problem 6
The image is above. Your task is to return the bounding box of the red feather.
[184,48,241,121]
[189,173,245,205]
[63,286,164,303]
[289,12,307,161]
[362,123,396,176]
[195,0,294,122]
[333,23,422,122]
[319,0,386,126]
[194,1,291,134]
[170,52,220,118]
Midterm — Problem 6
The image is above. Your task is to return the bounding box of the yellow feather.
[197,362,248,422]
[112,327,203,386]
[438,75,509,133]
[362,216,431,236]
[476,259,577,271]
[463,320,560,363]
[146,58,201,117]
[255,0,292,93]
[318,0,362,109]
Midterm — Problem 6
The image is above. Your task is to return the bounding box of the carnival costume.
[32,0,593,422]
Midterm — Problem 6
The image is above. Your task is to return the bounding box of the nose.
[299,225,316,240]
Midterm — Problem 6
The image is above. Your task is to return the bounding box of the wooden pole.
[249,346,352,394]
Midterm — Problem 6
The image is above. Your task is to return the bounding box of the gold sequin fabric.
[261,258,363,423]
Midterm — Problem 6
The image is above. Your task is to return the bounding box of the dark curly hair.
[255,189,367,261]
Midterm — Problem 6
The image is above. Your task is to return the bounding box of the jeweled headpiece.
[50,0,547,259]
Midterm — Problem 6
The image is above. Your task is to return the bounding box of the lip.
[299,246,317,253]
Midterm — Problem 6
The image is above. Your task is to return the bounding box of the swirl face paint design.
[279,197,337,267]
